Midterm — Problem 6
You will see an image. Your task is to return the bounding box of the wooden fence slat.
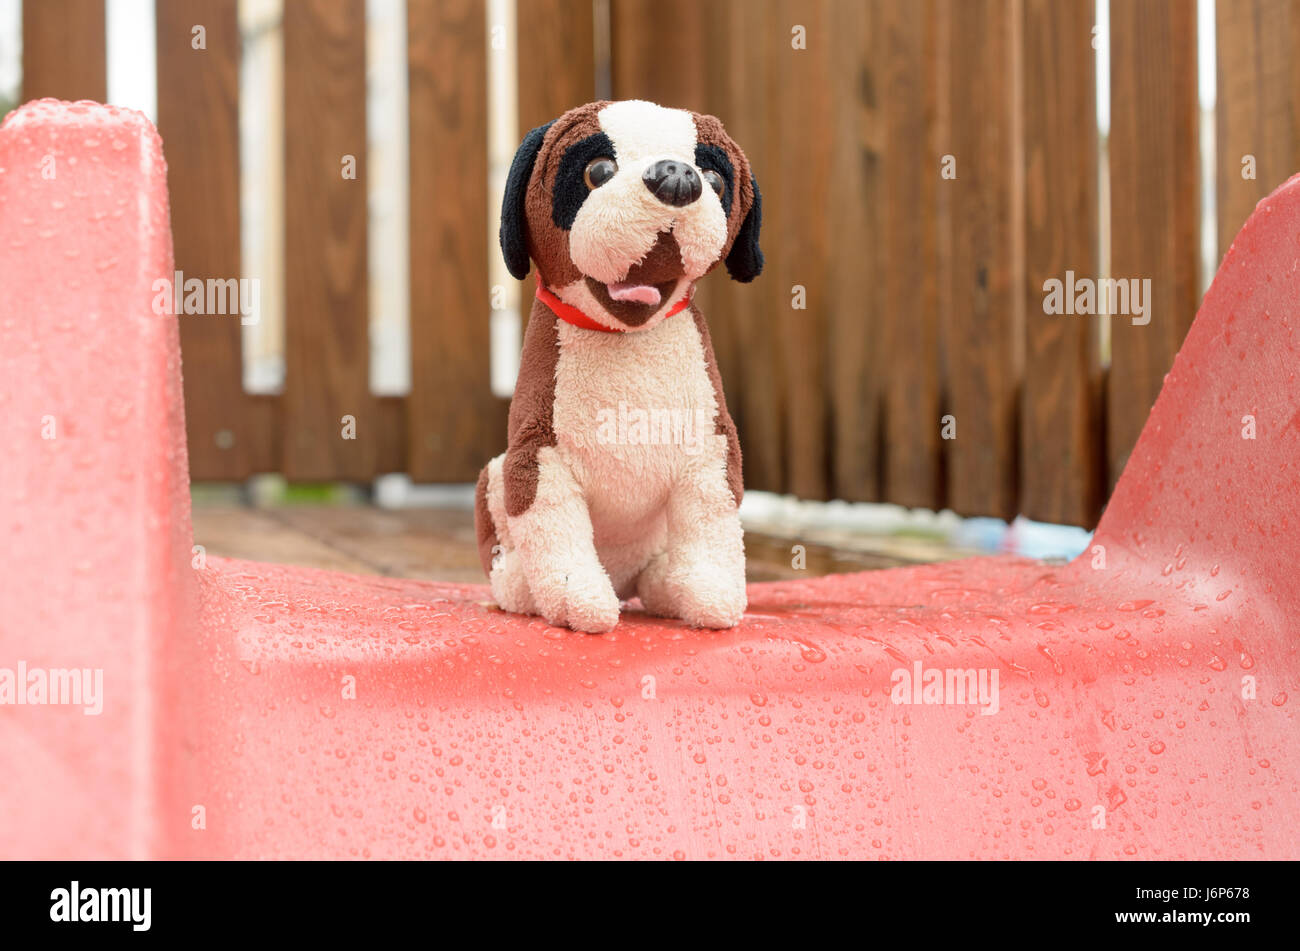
[1107,0,1199,491]
[610,0,712,110]
[1215,0,1300,260]
[933,2,954,511]
[768,0,833,501]
[823,0,880,502]
[516,0,596,131]
[374,395,407,475]
[407,0,505,482]
[943,0,1020,519]
[282,0,373,481]
[1018,0,1099,527]
[156,0,251,481]
[879,0,943,511]
[245,394,281,473]
[21,0,106,103]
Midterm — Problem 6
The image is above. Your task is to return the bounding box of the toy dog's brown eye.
[584,157,617,189]
[701,169,724,196]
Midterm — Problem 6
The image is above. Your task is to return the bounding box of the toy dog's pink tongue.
[607,282,661,306]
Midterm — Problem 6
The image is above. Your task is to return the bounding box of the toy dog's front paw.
[537,568,621,634]
[674,573,746,629]
[638,554,746,629]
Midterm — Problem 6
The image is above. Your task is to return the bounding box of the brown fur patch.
[503,296,562,517]
[474,466,498,576]
[691,112,755,269]
[690,305,743,506]
[525,102,608,288]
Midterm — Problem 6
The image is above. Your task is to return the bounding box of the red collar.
[535,280,693,332]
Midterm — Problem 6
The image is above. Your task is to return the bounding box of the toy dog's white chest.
[551,314,722,525]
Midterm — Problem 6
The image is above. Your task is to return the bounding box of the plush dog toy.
[475,99,763,633]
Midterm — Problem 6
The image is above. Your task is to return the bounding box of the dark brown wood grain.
[21,0,106,103]
[244,394,282,474]
[943,0,1021,519]
[1019,0,1100,527]
[373,396,408,475]
[282,0,373,480]
[407,0,507,482]
[769,0,833,501]
[517,0,596,131]
[1215,0,1300,259]
[823,0,880,502]
[610,0,713,111]
[155,0,252,481]
[878,0,943,511]
[933,2,954,513]
[1107,0,1199,490]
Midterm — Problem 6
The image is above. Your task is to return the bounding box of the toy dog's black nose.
[643,159,702,206]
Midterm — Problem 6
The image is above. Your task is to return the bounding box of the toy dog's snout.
[643,158,702,206]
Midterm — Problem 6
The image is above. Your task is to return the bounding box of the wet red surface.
[2,101,1296,859]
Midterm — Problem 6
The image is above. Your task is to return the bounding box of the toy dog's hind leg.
[476,456,535,616]
[506,447,620,633]
[478,449,620,633]
[637,451,746,628]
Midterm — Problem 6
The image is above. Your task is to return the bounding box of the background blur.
[0,0,1287,539]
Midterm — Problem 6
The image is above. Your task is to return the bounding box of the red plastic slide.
[1,101,1295,859]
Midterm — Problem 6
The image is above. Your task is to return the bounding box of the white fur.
[599,99,697,162]
[486,314,746,631]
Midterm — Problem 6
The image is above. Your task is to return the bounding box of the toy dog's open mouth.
[586,276,680,325]
[584,230,686,327]
[606,281,666,306]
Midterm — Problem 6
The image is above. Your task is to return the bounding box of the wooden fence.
[16,0,1298,527]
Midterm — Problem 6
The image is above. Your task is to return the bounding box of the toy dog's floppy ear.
[725,174,763,283]
[500,120,554,281]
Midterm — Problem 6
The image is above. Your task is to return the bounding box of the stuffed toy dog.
[475,99,763,633]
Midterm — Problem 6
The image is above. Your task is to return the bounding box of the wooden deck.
[190,503,969,585]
